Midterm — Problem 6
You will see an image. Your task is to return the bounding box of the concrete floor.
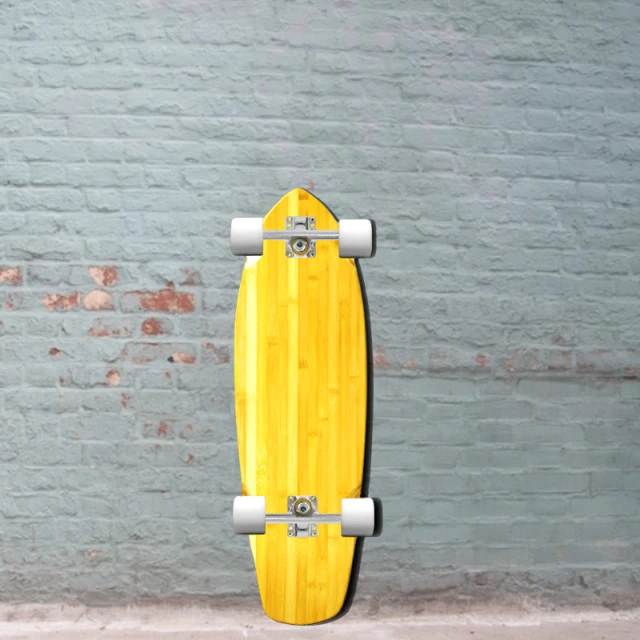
[0,604,638,639]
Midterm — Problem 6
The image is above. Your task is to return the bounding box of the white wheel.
[341,498,375,537]
[233,496,266,534]
[230,218,264,256]
[338,219,373,258]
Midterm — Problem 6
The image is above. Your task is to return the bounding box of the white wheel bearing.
[230,218,264,256]
[233,496,266,534]
[339,219,374,258]
[341,498,375,537]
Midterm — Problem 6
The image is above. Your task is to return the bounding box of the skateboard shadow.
[300,191,381,626]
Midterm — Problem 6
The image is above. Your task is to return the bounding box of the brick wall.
[1,0,639,607]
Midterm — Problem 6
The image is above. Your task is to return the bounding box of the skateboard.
[230,188,376,625]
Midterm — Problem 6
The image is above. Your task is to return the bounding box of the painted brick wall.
[1,0,639,607]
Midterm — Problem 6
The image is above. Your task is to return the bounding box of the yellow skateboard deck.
[233,188,368,625]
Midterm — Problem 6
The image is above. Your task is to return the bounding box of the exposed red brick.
[121,393,131,408]
[403,360,417,369]
[0,268,22,285]
[88,318,131,338]
[106,369,120,386]
[125,286,194,313]
[373,347,389,368]
[203,342,230,364]
[141,318,163,336]
[84,289,114,311]
[42,292,81,311]
[144,420,174,439]
[170,352,196,365]
[49,347,61,357]
[186,454,195,464]
[476,353,488,368]
[504,348,571,373]
[89,266,118,287]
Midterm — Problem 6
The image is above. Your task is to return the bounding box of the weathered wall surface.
[0,0,639,607]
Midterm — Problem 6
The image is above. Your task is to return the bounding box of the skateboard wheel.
[341,498,375,537]
[230,218,264,256]
[233,496,266,534]
[338,219,373,258]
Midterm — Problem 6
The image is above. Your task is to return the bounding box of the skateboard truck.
[285,217,317,258]
[230,215,374,259]
[233,495,374,538]
[267,496,342,538]
[264,216,338,259]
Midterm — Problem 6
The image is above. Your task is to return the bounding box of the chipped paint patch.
[203,342,230,364]
[144,420,173,439]
[141,318,164,336]
[373,347,389,368]
[4,294,18,310]
[42,292,81,311]
[476,353,488,368]
[89,266,118,287]
[504,348,572,374]
[0,268,22,285]
[169,352,196,365]
[124,286,194,313]
[106,369,121,386]
[89,318,131,338]
[84,290,114,311]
